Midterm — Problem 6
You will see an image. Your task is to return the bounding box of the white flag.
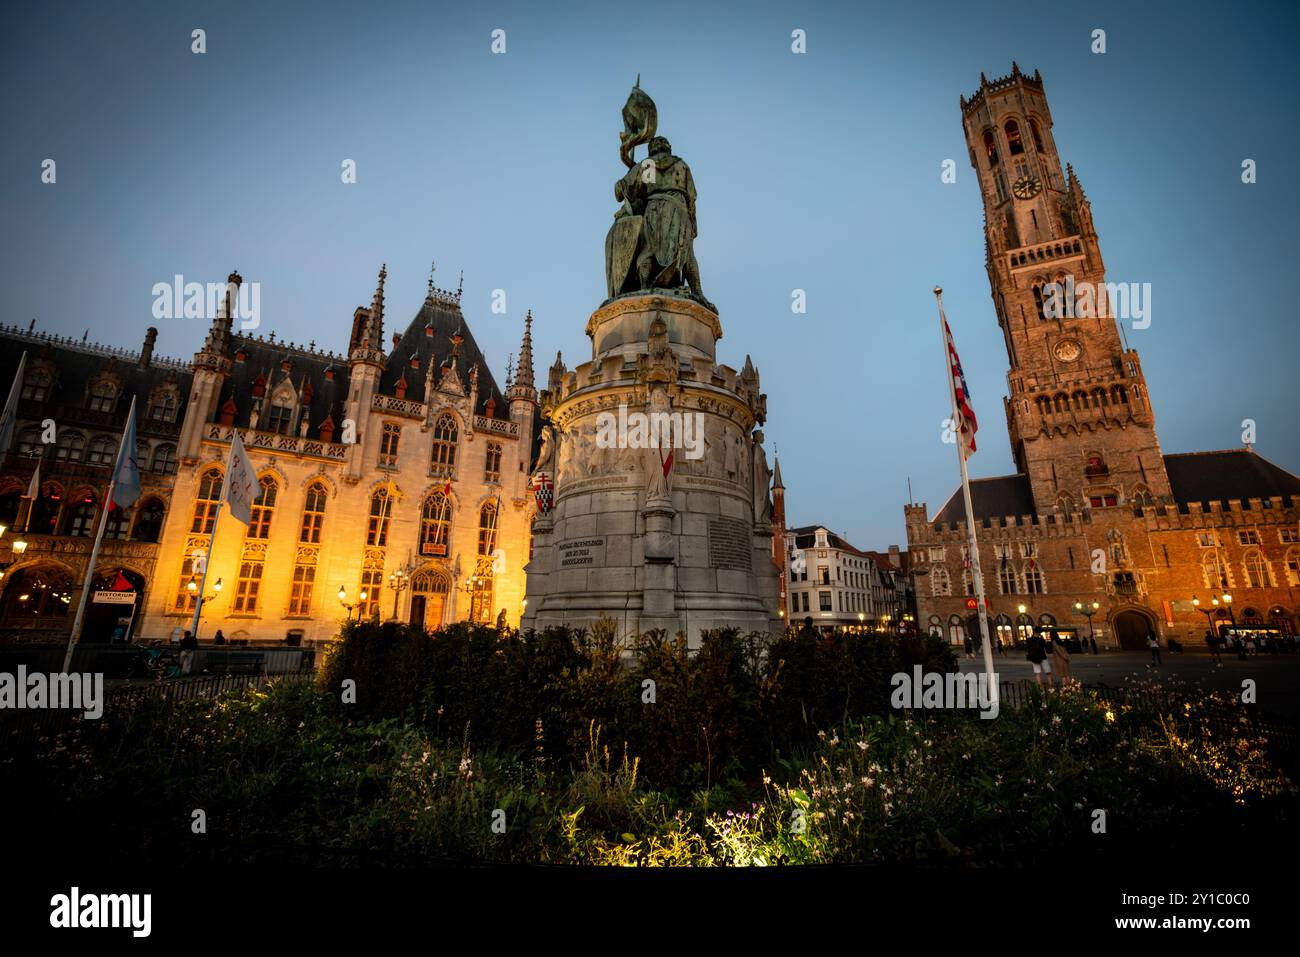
[109,398,142,509]
[223,430,258,525]
[0,352,27,458]
[25,460,40,499]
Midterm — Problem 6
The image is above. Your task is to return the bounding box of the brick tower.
[961,63,1171,511]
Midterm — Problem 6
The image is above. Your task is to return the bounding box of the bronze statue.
[605,83,713,310]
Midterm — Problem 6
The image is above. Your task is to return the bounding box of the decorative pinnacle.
[428,261,436,297]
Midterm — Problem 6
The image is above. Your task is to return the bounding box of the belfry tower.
[961,64,1170,511]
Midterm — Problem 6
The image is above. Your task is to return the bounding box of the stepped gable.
[931,474,1035,527]
[216,335,347,439]
[379,290,507,417]
[1165,449,1300,507]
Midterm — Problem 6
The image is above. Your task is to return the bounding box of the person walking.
[1206,628,1221,664]
[1026,629,1052,687]
[179,629,199,675]
[1089,635,1098,656]
[964,633,974,659]
[1147,629,1161,667]
[1050,634,1073,686]
[213,628,226,646]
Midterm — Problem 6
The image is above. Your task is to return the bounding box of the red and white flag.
[942,311,979,459]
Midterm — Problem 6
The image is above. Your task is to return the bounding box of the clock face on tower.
[1011,175,1042,199]
[1053,339,1082,362]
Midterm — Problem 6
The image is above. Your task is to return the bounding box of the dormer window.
[266,402,293,435]
[88,380,117,413]
[21,369,53,402]
[149,391,178,422]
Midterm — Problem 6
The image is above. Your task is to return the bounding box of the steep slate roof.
[1164,449,1300,507]
[379,293,507,415]
[932,474,1035,526]
[216,336,347,437]
[0,324,193,431]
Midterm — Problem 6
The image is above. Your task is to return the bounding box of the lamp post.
[389,564,411,621]
[1222,592,1237,631]
[462,574,480,623]
[1074,600,1100,648]
[1192,595,1221,639]
[857,611,865,634]
[186,576,223,638]
[338,586,367,621]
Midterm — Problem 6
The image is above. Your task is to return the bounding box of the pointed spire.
[515,310,535,390]
[772,455,784,491]
[427,261,436,299]
[364,263,387,348]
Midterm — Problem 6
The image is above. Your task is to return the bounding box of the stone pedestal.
[520,291,782,645]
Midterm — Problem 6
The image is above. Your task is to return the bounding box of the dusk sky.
[3,0,1297,549]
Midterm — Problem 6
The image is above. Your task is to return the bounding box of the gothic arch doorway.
[409,566,451,633]
[83,567,147,643]
[1113,608,1156,651]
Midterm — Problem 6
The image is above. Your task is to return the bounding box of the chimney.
[139,327,157,368]
[888,544,901,569]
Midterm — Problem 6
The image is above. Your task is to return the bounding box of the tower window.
[983,130,999,167]
[1029,118,1045,153]
[1005,120,1025,156]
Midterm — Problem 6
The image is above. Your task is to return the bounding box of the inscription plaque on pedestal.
[708,517,752,571]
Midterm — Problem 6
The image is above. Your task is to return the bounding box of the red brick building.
[905,66,1300,650]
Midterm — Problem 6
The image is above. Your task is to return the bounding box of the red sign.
[965,598,979,610]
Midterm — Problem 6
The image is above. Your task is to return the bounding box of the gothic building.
[0,325,188,642]
[906,65,1300,650]
[132,269,540,644]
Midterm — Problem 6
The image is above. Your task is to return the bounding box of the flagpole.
[64,397,135,672]
[189,504,223,639]
[934,288,997,708]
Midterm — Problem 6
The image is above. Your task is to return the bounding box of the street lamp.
[1222,592,1237,631]
[389,564,411,621]
[11,537,27,556]
[338,586,367,621]
[1074,600,1100,648]
[1192,595,1221,639]
[186,576,222,639]
[858,611,865,634]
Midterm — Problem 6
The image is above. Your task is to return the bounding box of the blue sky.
[3,0,1297,548]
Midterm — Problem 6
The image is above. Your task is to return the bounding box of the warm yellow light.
[1222,593,1232,604]
[213,578,223,594]
[1017,604,1026,615]
[1192,597,1200,608]
[12,538,27,555]
[338,586,347,602]
[186,577,198,594]
[0,524,7,537]
[360,589,368,601]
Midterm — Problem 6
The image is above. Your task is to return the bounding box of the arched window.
[16,426,44,458]
[1132,487,1154,508]
[468,556,495,624]
[1035,395,1051,415]
[87,380,117,413]
[191,468,223,534]
[130,498,165,542]
[1025,561,1045,594]
[431,414,458,475]
[151,444,177,475]
[999,562,1019,595]
[367,487,393,546]
[947,614,966,645]
[87,436,115,466]
[1053,393,1069,413]
[930,565,951,596]
[105,501,133,540]
[29,483,62,536]
[1286,548,1300,587]
[3,565,74,619]
[1029,118,1045,152]
[248,476,278,539]
[478,500,499,556]
[982,129,999,167]
[0,488,21,528]
[1202,550,1231,590]
[1243,550,1272,589]
[55,431,85,462]
[1032,284,1047,319]
[420,490,451,556]
[1004,120,1025,155]
[485,442,502,482]
[300,482,327,543]
[63,491,98,537]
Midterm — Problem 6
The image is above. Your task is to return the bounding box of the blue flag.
[110,399,142,510]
